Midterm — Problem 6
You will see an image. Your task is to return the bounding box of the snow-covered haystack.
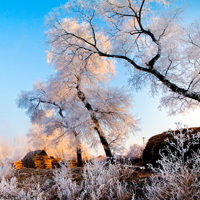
[143,127,200,168]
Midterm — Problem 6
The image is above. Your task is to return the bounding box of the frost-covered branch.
[46,0,200,115]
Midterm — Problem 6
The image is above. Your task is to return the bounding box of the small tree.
[126,143,144,163]
[18,81,86,167]
[18,60,137,162]
[46,0,200,115]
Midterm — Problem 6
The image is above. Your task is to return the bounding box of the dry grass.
[12,165,151,200]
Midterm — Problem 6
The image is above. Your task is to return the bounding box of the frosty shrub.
[80,159,133,200]
[54,159,135,200]
[0,176,45,200]
[0,177,18,198]
[19,183,45,200]
[144,127,200,200]
[0,163,15,180]
[53,165,80,199]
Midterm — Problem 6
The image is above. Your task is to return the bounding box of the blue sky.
[0,0,67,139]
[0,0,200,150]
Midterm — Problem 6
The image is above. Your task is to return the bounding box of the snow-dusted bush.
[54,159,135,200]
[20,183,45,200]
[53,165,80,199]
[0,177,18,198]
[0,176,45,199]
[0,163,15,180]
[144,126,200,200]
[80,159,132,200]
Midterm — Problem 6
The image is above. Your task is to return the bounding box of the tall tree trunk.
[73,130,83,167]
[76,83,113,159]
[76,147,83,167]
[91,115,113,158]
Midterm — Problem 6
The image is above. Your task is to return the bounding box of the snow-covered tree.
[126,143,144,163]
[45,0,200,115]
[17,51,137,161]
[0,138,13,165]
[18,82,88,167]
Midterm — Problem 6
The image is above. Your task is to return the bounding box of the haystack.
[20,150,60,169]
[143,127,200,168]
